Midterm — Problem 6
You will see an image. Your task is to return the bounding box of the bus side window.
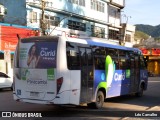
[119,50,129,70]
[66,42,80,70]
[93,47,105,70]
[107,48,119,69]
[125,52,130,69]
[119,58,126,69]
[95,57,105,70]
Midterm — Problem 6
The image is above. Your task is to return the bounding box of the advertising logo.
[1,112,42,118]
[114,72,125,81]
[2,112,11,117]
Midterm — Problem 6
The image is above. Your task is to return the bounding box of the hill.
[135,24,160,38]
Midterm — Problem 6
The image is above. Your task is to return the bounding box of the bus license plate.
[30,92,39,97]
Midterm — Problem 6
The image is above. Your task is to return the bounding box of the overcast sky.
[123,0,160,26]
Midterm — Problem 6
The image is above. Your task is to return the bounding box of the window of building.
[50,16,60,26]
[40,14,60,28]
[29,11,37,23]
[91,25,105,38]
[108,5,120,19]
[44,15,60,28]
[91,0,105,13]
[0,7,2,13]
[68,0,85,7]
[79,0,85,6]
[68,20,86,31]
[0,53,4,59]
[109,29,119,40]
[125,34,131,42]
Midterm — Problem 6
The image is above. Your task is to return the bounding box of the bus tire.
[94,91,104,109]
[136,84,144,97]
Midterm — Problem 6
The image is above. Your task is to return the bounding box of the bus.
[13,36,148,109]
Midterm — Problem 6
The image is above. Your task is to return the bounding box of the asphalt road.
[0,77,160,120]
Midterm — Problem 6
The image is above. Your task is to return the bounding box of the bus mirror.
[143,57,148,68]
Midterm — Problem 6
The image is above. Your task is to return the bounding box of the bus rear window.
[19,41,57,69]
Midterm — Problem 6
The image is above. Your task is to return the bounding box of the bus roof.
[66,37,139,52]
[21,36,140,53]
[21,36,59,42]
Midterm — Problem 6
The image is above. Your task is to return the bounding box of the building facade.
[140,48,160,76]
[26,0,125,42]
[121,23,136,47]
[108,0,124,44]
[26,0,110,38]
[0,0,125,41]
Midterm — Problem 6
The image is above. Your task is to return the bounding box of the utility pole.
[122,14,131,45]
[41,0,46,35]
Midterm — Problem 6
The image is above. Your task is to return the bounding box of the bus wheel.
[136,84,144,97]
[94,91,104,109]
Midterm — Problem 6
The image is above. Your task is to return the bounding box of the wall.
[0,25,39,52]
[54,0,108,22]
[110,0,125,7]
[26,0,109,37]
[27,0,108,22]
[0,0,26,25]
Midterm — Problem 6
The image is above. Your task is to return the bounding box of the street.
[0,77,160,119]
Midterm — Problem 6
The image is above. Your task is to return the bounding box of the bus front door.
[79,47,94,103]
[130,56,140,93]
[135,56,140,91]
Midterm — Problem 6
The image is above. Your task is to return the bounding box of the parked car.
[0,72,13,90]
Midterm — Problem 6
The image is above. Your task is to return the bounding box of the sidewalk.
[146,105,160,111]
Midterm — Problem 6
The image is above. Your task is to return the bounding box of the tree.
[135,31,149,42]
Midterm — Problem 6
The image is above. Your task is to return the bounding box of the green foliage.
[135,31,149,40]
[135,24,160,38]
[155,37,160,42]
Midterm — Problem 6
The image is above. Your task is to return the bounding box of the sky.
[123,0,160,26]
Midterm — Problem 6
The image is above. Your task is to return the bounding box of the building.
[0,0,125,41]
[121,23,136,47]
[139,38,160,76]
[27,0,125,42]
[27,0,110,38]
[0,1,27,25]
[108,0,125,44]
[140,48,160,76]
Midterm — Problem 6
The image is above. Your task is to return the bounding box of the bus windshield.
[19,40,57,69]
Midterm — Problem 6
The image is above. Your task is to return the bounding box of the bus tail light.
[57,77,63,94]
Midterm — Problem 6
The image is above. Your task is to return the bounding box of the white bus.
[13,36,148,108]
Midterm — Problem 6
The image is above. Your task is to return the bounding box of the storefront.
[140,48,160,76]
[0,25,40,76]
